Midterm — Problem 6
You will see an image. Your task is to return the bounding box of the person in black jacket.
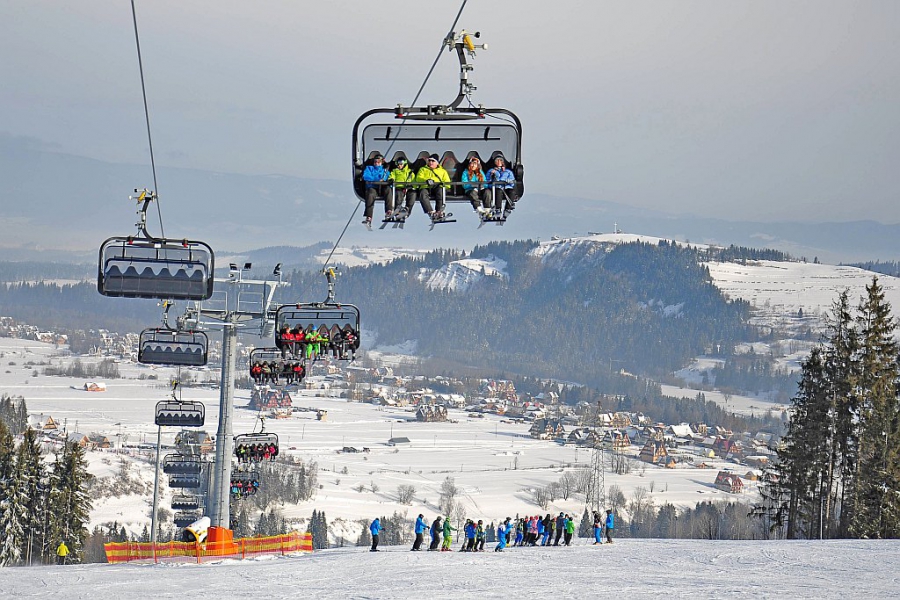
[554,512,566,546]
[429,516,443,551]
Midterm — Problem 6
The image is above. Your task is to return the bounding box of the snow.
[424,256,508,292]
[2,338,763,541]
[4,540,899,598]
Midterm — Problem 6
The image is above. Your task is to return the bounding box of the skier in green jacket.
[441,518,457,551]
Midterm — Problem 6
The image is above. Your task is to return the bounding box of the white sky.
[2,1,898,224]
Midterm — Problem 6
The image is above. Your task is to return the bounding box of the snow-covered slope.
[5,540,898,598]
[423,256,508,292]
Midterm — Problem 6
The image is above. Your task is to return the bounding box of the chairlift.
[169,475,201,489]
[139,328,208,367]
[162,453,204,475]
[174,510,203,528]
[233,432,280,462]
[97,189,215,300]
[171,494,202,510]
[155,399,205,427]
[352,31,523,211]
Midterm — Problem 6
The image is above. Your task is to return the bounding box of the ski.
[429,212,456,231]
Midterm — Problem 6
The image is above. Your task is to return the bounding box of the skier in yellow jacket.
[414,154,451,222]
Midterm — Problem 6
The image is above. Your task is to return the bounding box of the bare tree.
[397,484,416,505]
[439,476,459,516]
[533,486,551,510]
[558,472,578,500]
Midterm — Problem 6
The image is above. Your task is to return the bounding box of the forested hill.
[280,239,752,390]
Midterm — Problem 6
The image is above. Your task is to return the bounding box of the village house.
[529,418,565,440]
[714,471,745,493]
[639,439,668,464]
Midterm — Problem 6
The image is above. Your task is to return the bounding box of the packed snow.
[3,539,898,599]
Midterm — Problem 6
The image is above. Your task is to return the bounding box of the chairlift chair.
[155,399,206,427]
[162,453,204,475]
[352,31,523,212]
[139,328,208,367]
[171,494,202,510]
[169,475,201,489]
[174,510,203,528]
[97,189,215,300]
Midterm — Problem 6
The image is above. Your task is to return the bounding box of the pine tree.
[850,278,899,538]
[0,420,24,566]
[255,512,269,536]
[47,441,94,564]
[13,428,46,564]
[577,507,592,538]
[822,290,859,538]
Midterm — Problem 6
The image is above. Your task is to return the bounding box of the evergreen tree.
[47,441,93,564]
[850,278,899,538]
[0,420,24,566]
[577,507,592,538]
[13,428,46,564]
[255,512,269,536]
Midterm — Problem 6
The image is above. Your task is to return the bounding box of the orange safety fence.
[105,532,313,564]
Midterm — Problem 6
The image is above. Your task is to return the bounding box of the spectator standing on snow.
[370,518,382,552]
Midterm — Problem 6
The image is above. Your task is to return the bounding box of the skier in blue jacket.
[412,514,428,551]
[362,154,390,227]
[370,517,382,552]
[605,509,615,544]
[494,518,512,552]
[485,154,518,217]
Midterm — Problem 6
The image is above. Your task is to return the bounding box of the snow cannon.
[182,516,210,544]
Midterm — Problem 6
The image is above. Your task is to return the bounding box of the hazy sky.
[2,1,899,224]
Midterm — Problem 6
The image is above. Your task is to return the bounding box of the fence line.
[104,532,313,564]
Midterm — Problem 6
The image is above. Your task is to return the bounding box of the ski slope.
[3,539,898,599]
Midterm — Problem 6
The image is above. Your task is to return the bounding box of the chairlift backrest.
[250,347,283,365]
[275,304,360,339]
[171,494,202,510]
[139,328,208,367]
[163,453,204,475]
[155,400,206,427]
[234,432,279,448]
[174,510,203,528]
[169,475,201,488]
[98,236,214,300]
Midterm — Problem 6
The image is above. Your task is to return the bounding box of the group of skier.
[275,325,359,361]
[369,509,615,553]
[362,153,519,226]
[250,360,306,386]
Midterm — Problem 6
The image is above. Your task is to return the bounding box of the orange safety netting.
[104,532,313,564]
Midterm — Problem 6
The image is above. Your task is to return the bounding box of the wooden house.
[714,471,744,493]
[529,418,565,440]
[639,439,668,464]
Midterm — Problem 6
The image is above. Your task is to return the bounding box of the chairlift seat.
[155,400,205,427]
[174,510,203,527]
[169,475,201,489]
[163,453,204,475]
[98,236,214,300]
[171,494,202,510]
[354,120,523,204]
[139,328,209,367]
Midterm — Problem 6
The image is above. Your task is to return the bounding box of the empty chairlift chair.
[98,236,214,300]
[155,399,205,428]
[139,328,209,367]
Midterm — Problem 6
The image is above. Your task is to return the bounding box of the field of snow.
[3,539,899,598]
[1,338,757,541]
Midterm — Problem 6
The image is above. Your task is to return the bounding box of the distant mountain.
[2,135,899,264]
